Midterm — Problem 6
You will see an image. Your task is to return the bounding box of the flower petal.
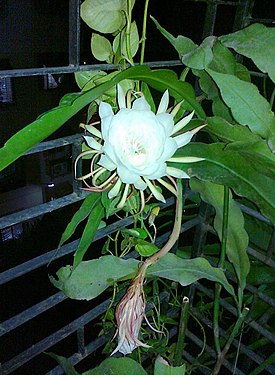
[108,178,122,199]
[134,178,147,191]
[99,101,114,139]
[170,99,184,117]
[157,112,174,136]
[160,137,178,161]
[117,164,140,184]
[173,131,194,148]
[144,177,166,203]
[144,162,166,180]
[169,156,205,163]
[98,154,117,171]
[132,96,151,111]
[157,89,169,114]
[117,84,126,109]
[84,124,102,138]
[83,135,102,151]
[167,166,190,179]
[117,183,130,209]
[171,111,195,135]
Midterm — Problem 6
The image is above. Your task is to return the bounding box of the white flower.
[76,85,204,208]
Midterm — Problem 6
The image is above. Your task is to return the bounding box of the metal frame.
[0,0,274,374]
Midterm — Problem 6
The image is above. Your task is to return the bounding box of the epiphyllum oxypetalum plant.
[75,84,204,209]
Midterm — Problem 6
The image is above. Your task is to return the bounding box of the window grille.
[0,1,274,374]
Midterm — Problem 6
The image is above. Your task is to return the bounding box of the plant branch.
[212,307,249,375]
[174,296,190,366]
[140,179,183,276]
[125,0,135,66]
[213,185,230,355]
[140,0,149,65]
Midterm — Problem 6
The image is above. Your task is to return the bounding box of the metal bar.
[233,0,255,30]
[71,137,83,197]
[24,134,82,155]
[185,329,246,375]
[0,211,198,287]
[0,292,67,337]
[0,60,182,78]
[195,283,275,345]
[46,330,115,375]
[237,203,272,226]
[0,192,87,230]
[47,292,174,374]
[190,306,275,374]
[0,215,134,285]
[68,0,81,67]
[247,247,275,268]
[77,327,86,356]
[0,297,113,374]
[202,2,218,38]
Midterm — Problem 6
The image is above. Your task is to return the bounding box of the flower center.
[123,136,147,167]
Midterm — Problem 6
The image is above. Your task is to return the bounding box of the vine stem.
[140,0,149,65]
[213,185,230,355]
[212,307,249,375]
[174,296,190,366]
[138,179,183,277]
[125,0,135,66]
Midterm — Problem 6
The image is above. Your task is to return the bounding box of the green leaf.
[50,256,139,300]
[154,356,186,375]
[147,253,235,296]
[151,16,216,70]
[226,141,275,180]
[206,68,275,144]
[73,199,104,268]
[45,353,79,375]
[150,16,196,57]
[235,63,251,82]
[192,40,238,122]
[0,65,204,172]
[81,0,127,34]
[220,23,275,84]
[119,67,205,118]
[141,82,156,112]
[208,40,236,74]
[190,179,250,290]
[135,239,159,256]
[89,357,147,375]
[171,143,275,223]
[206,116,260,143]
[91,33,113,62]
[113,21,139,61]
[244,211,273,251]
[247,265,275,285]
[122,228,148,239]
[181,36,216,70]
[74,70,107,91]
[58,193,100,248]
[206,116,275,179]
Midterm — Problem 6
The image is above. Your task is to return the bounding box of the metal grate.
[0,0,274,374]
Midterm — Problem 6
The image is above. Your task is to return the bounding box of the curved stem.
[140,0,149,65]
[138,179,183,277]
